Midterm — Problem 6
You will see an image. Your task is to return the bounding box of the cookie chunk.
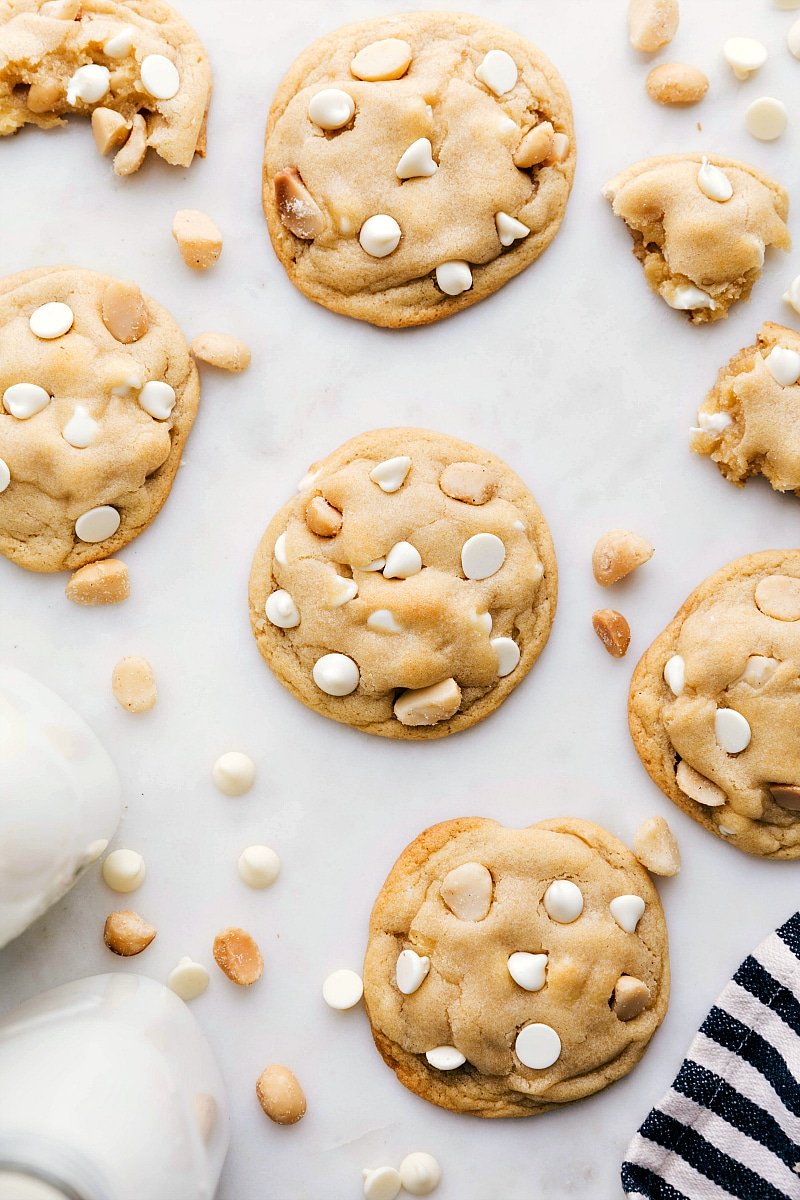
[262,12,575,327]
[692,322,800,494]
[363,817,669,1117]
[0,266,199,572]
[603,154,789,323]
[248,429,557,739]
[629,552,800,858]
[0,0,211,173]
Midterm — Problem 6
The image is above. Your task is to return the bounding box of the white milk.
[0,974,229,1200]
[0,667,121,949]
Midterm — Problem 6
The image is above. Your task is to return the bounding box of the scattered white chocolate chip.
[628,0,679,52]
[359,215,401,258]
[257,1065,306,1125]
[739,655,780,686]
[676,760,727,807]
[351,38,412,82]
[543,879,583,923]
[140,54,180,101]
[29,302,73,339]
[62,404,99,449]
[91,107,130,156]
[113,112,146,176]
[313,653,360,696]
[745,97,787,141]
[191,332,250,373]
[66,63,110,106]
[75,505,120,543]
[491,637,520,677]
[274,532,288,564]
[663,654,685,696]
[393,678,462,727]
[765,346,800,387]
[592,529,654,585]
[425,1046,465,1071]
[697,158,733,203]
[3,383,50,419]
[495,212,530,248]
[634,816,681,876]
[515,1023,561,1069]
[213,926,263,986]
[396,138,437,179]
[435,261,472,296]
[369,456,412,492]
[104,25,134,57]
[212,751,256,797]
[664,284,716,311]
[461,532,505,580]
[322,968,364,1010]
[66,559,129,605]
[138,380,176,420]
[104,909,156,957]
[755,575,800,621]
[172,210,223,271]
[440,862,492,922]
[513,122,554,168]
[396,949,431,995]
[363,1167,402,1200]
[715,707,751,754]
[383,541,422,579]
[102,848,146,893]
[238,845,280,889]
[367,609,402,634]
[783,276,800,316]
[167,956,210,1001]
[475,49,518,96]
[112,656,157,713]
[308,88,355,130]
[613,976,651,1021]
[723,36,768,81]
[399,1153,441,1197]
[266,589,300,629]
[789,18,800,58]
[610,895,646,933]
[0,459,9,493]
[507,952,547,992]
[324,574,358,608]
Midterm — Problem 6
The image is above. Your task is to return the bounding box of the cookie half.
[0,266,199,571]
[630,552,800,859]
[0,0,211,172]
[262,12,575,327]
[248,428,557,739]
[603,154,789,323]
[363,817,669,1118]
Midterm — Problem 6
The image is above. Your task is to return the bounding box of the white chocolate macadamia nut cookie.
[0,267,199,571]
[630,552,800,859]
[0,0,211,173]
[603,154,789,324]
[249,429,557,739]
[692,323,800,495]
[363,817,668,1117]
[262,12,575,327]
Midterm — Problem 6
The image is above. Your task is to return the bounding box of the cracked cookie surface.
[248,428,557,739]
[0,266,199,572]
[363,817,669,1117]
[630,552,800,858]
[262,11,575,327]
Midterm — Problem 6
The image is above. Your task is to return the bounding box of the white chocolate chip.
[507,951,547,991]
[495,211,530,247]
[212,751,256,797]
[0,459,9,493]
[692,411,732,435]
[783,276,800,316]
[745,97,787,141]
[104,25,134,57]
[102,848,145,893]
[367,609,402,633]
[369,456,412,492]
[324,574,358,608]
[393,678,462,727]
[351,38,412,82]
[664,284,716,311]
[396,138,437,180]
[363,1167,402,1200]
[140,54,180,101]
[110,367,144,397]
[755,575,800,620]
[425,1046,465,1071]
[515,1023,561,1069]
[724,36,768,80]
[739,654,780,686]
[543,879,583,923]
[265,589,300,628]
[440,862,492,921]
[663,654,686,696]
[676,760,727,807]
[697,157,733,203]
[274,531,288,564]
[322,968,364,1010]
[62,404,99,449]
[358,558,385,572]
[399,1153,441,1197]
[167,957,210,1001]
[475,49,518,96]
[491,636,520,677]
[112,657,156,713]
[75,505,120,543]
[383,541,422,578]
[715,707,751,753]
[313,653,359,696]
[435,261,473,296]
[308,88,355,130]
[138,380,176,420]
[3,382,50,418]
[29,302,73,339]
[238,845,280,889]
[789,18,800,58]
[610,895,645,933]
[359,215,401,258]
[66,64,110,106]
[461,532,505,580]
[765,346,800,387]
[395,949,431,995]
[473,611,492,633]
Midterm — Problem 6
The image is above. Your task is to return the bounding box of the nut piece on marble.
[256,1064,307,1124]
[633,815,681,876]
[190,332,251,373]
[66,559,130,605]
[646,63,708,106]
[592,609,631,657]
[213,926,264,986]
[628,0,679,52]
[172,209,223,271]
[103,909,156,956]
[112,657,157,713]
[592,529,654,586]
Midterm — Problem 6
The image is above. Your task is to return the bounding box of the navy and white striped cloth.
[622,912,800,1200]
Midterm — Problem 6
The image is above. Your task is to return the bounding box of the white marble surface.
[1,1,800,1197]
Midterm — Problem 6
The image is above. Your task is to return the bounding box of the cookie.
[248,428,557,739]
[363,817,669,1118]
[262,12,575,328]
[692,322,800,494]
[0,0,211,173]
[629,552,800,859]
[603,154,789,323]
[0,266,199,572]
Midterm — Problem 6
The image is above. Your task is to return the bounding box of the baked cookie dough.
[603,154,789,323]
[0,266,199,572]
[629,552,800,859]
[692,323,800,494]
[363,817,669,1118]
[0,0,211,173]
[263,12,575,327]
[248,429,557,739]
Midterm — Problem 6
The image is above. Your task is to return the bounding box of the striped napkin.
[622,912,800,1200]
